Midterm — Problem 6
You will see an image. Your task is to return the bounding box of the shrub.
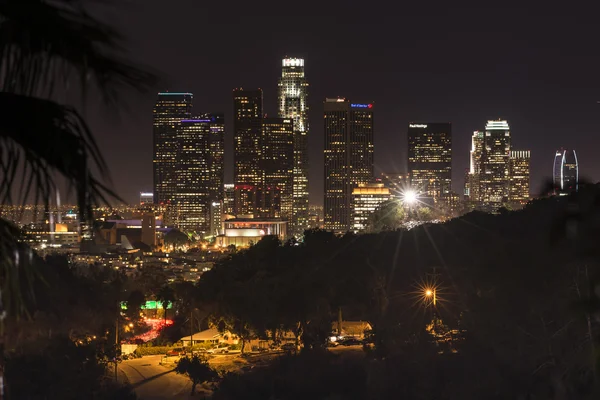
[134,345,172,356]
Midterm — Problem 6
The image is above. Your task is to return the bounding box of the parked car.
[207,344,229,354]
[166,348,186,357]
[340,338,362,346]
[281,343,297,352]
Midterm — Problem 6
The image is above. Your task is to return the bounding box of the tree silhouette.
[175,355,218,396]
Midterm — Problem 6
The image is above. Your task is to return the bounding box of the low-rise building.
[352,183,391,232]
[216,218,287,247]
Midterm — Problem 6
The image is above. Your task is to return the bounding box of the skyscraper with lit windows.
[553,149,578,195]
[323,98,374,233]
[153,92,193,206]
[465,131,484,204]
[407,123,452,201]
[174,114,224,234]
[278,57,309,235]
[509,150,530,205]
[262,118,294,220]
[479,120,511,209]
[233,88,263,215]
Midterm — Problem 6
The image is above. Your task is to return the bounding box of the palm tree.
[0,0,156,397]
[156,285,175,325]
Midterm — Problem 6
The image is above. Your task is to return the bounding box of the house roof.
[179,328,222,342]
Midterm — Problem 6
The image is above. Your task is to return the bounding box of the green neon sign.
[120,300,173,310]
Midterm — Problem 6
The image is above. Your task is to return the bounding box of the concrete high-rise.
[223,184,235,216]
[262,118,294,220]
[509,150,530,205]
[407,123,452,201]
[553,149,579,195]
[323,98,374,232]
[175,115,224,234]
[278,57,309,236]
[153,92,193,206]
[465,131,484,204]
[233,88,263,215]
[479,120,511,209]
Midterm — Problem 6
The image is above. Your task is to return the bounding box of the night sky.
[87,2,600,206]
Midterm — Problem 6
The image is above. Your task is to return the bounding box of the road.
[120,355,202,400]
[120,347,364,399]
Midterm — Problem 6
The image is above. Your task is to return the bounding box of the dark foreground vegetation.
[202,185,600,400]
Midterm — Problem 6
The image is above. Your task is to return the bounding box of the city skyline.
[87,5,600,207]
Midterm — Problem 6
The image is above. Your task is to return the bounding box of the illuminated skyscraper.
[223,184,235,216]
[465,131,484,203]
[324,98,374,232]
[207,114,225,204]
[153,92,193,206]
[553,149,579,194]
[233,88,263,215]
[479,120,511,209]
[278,57,309,235]
[509,150,530,205]
[262,118,294,220]
[352,183,391,232]
[175,115,224,234]
[407,123,452,200]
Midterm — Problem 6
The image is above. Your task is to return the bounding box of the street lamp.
[425,287,436,306]
[403,190,418,205]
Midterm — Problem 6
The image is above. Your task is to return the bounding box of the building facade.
[352,183,391,232]
[479,120,511,209]
[380,172,410,198]
[140,192,153,206]
[262,118,294,220]
[509,150,530,205]
[223,184,235,216]
[553,149,579,195]
[153,92,193,207]
[175,116,223,234]
[465,131,484,204]
[278,58,309,235]
[407,123,452,201]
[233,88,263,215]
[323,98,375,232]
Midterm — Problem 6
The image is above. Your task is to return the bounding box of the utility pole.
[115,314,119,382]
[189,307,194,356]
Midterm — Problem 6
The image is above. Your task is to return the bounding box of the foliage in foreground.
[200,186,600,399]
[6,336,137,400]
[174,355,218,396]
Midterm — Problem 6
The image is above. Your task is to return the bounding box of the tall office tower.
[479,120,511,209]
[207,114,225,203]
[233,88,263,215]
[352,183,391,232]
[175,117,215,234]
[465,131,484,204]
[153,92,193,206]
[323,98,375,232]
[553,149,579,195]
[407,123,452,201]
[278,57,309,235]
[223,184,235,216]
[209,201,223,237]
[262,118,294,220]
[508,150,531,205]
